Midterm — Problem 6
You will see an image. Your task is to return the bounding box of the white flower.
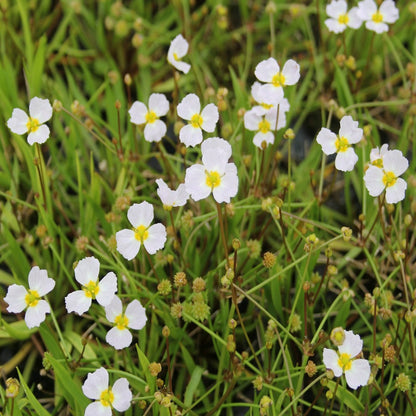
[244,98,290,149]
[116,201,167,260]
[167,34,191,74]
[357,0,399,34]
[323,329,371,390]
[369,143,389,167]
[7,97,53,145]
[325,0,362,33]
[364,148,408,204]
[316,115,363,171]
[128,93,169,142]
[105,296,147,350]
[185,137,238,203]
[82,367,132,416]
[65,257,117,315]
[156,178,189,210]
[177,94,219,147]
[4,266,55,329]
[254,58,300,105]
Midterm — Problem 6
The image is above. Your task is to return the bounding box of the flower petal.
[125,299,147,330]
[385,178,407,204]
[345,359,371,389]
[84,401,111,416]
[255,57,279,83]
[29,97,52,123]
[281,59,300,85]
[27,125,50,145]
[323,348,343,377]
[127,201,154,228]
[65,290,92,315]
[116,229,141,260]
[335,148,358,172]
[144,120,166,142]
[364,166,385,197]
[177,93,200,120]
[74,257,100,286]
[200,104,219,132]
[105,295,123,323]
[149,93,169,116]
[128,101,147,125]
[185,164,212,201]
[244,109,262,131]
[326,0,347,19]
[143,223,167,254]
[212,163,238,203]
[106,326,132,350]
[383,150,409,176]
[5,285,28,313]
[96,272,118,307]
[82,367,109,400]
[28,266,55,296]
[325,18,346,34]
[7,108,29,134]
[25,300,50,328]
[339,330,363,357]
[112,378,132,412]
[316,128,337,155]
[253,131,275,148]
[256,84,284,105]
[380,0,399,23]
[179,124,203,147]
[339,116,362,144]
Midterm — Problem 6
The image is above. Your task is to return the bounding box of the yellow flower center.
[261,103,273,110]
[114,314,129,330]
[205,170,221,189]
[173,52,179,61]
[82,280,100,299]
[335,136,350,153]
[382,171,397,188]
[337,14,349,25]
[258,119,271,134]
[272,72,286,87]
[372,11,383,23]
[100,387,114,407]
[371,158,383,168]
[134,225,149,242]
[337,352,352,371]
[145,110,158,124]
[190,113,203,128]
[26,117,40,133]
[25,289,40,307]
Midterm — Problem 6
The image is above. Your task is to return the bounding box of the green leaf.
[0,319,36,340]
[47,354,90,414]
[328,380,364,412]
[17,367,51,416]
[184,365,204,407]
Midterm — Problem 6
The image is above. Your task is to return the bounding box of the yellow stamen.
[25,289,40,307]
[134,225,149,242]
[173,52,179,61]
[205,170,221,188]
[261,103,273,110]
[335,136,350,153]
[338,14,349,25]
[371,158,383,168]
[371,11,383,23]
[337,352,352,371]
[145,110,157,124]
[26,117,40,133]
[382,171,397,188]
[82,281,100,299]
[100,388,114,407]
[258,119,271,134]
[114,314,129,330]
[272,72,285,87]
[190,113,203,128]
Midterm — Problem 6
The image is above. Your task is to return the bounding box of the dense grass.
[1,1,416,415]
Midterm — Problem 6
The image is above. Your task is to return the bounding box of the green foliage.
[1,0,416,415]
